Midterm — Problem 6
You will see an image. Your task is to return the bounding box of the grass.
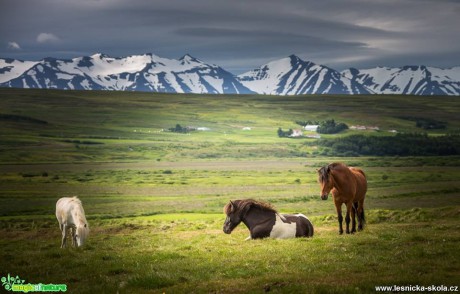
[0,88,459,293]
[1,209,459,293]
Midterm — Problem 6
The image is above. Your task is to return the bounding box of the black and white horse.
[223,199,314,240]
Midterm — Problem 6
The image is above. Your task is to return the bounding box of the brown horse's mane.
[318,162,349,183]
[224,199,277,215]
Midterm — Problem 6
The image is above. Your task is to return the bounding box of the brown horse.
[317,163,367,234]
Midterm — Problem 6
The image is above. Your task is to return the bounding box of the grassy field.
[0,88,459,293]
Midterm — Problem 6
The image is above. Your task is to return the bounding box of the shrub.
[317,119,348,134]
[277,127,293,138]
[169,124,189,133]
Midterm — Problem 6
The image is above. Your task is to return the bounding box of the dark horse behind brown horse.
[317,162,367,234]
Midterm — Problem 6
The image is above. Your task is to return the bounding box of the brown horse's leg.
[345,202,353,234]
[334,200,343,235]
[358,200,365,231]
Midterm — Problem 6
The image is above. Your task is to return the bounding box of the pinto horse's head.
[317,165,334,200]
[223,200,243,234]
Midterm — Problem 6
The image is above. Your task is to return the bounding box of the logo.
[1,274,67,293]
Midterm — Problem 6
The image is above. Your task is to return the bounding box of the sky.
[1,0,459,74]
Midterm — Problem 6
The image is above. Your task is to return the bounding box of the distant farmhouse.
[304,125,319,131]
[289,129,304,137]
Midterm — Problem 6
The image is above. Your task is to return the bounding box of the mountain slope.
[341,66,460,95]
[0,58,39,84]
[0,53,254,94]
[1,53,459,95]
[237,55,366,95]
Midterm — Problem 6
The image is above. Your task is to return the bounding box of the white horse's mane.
[71,197,89,240]
[56,196,89,246]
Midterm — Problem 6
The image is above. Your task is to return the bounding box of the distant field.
[1,88,459,163]
[0,89,459,293]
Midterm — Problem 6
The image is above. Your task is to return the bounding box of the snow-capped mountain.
[0,53,254,94]
[0,58,39,84]
[341,66,460,95]
[1,53,459,95]
[237,55,370,95]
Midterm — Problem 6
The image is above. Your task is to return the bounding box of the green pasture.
[0,89,459,293]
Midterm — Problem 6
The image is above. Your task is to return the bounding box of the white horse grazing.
[55,196,89,248]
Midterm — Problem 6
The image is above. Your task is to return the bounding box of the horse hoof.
[339,231,343,235]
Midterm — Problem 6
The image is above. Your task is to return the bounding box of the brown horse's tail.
[361,206,366,227]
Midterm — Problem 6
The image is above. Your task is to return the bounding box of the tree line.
[399,116,447,130]
[315,133,460,156]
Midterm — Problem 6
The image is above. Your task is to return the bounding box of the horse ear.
[229,200,235,212]
[84,224,87,228]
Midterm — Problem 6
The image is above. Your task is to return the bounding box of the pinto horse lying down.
[223,199,314,240]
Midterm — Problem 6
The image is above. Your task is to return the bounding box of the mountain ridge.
[1,53,459,95]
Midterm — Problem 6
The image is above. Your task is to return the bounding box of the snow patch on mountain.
[341,66,460,95]
[0,59,39,83]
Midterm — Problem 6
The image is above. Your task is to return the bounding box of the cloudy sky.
[1,0,459,73]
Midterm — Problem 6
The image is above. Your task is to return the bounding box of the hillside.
[0,88,459,164]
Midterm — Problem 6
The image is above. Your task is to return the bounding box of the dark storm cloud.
[0,0,459,73]
[174,27,368,49]
[173,26,370,67]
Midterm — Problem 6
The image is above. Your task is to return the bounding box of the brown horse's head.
[317,165,334,200]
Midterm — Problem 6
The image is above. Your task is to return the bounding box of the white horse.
[55,196,89,248]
